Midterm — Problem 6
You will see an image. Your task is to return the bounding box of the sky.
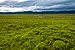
[0,0,75,12]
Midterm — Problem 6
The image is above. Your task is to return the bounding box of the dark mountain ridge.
[0,11,75,14]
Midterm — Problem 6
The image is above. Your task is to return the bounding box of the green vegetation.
[0,14,75,50]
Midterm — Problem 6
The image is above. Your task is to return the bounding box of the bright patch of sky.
[0,0,5,3]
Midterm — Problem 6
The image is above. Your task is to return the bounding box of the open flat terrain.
[0,14,75,50]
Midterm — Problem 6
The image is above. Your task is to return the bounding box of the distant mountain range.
[0,11,75,14]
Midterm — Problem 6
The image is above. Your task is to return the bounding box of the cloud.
[0,0,5,3]
[0,6,41,12]
[0,0,28,3]
[0,0,75,12]
[13,0,28,2]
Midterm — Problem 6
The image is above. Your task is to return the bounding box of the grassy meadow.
[0,14,75,50]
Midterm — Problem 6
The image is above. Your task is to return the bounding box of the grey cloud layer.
[0,0,75,12]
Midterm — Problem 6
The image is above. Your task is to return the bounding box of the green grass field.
[0,14,75,50]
